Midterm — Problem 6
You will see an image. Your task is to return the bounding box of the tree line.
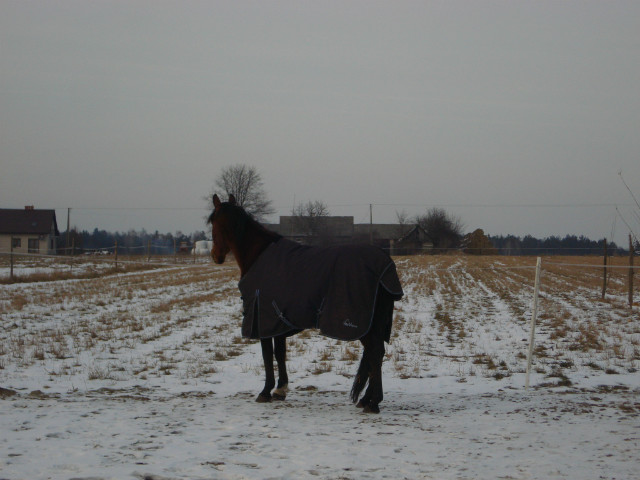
[57,227,625,256]
[60,228,209,254]
[487,234,625,256]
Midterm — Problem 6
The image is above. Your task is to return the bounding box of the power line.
[368,203,635,208]
[619,170,640,211]
[49,203,636,211]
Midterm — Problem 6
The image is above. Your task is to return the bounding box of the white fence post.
[525,257,542,390]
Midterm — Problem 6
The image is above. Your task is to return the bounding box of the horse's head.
[208,194,239,264]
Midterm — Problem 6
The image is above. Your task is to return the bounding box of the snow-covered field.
[1,255,638,479]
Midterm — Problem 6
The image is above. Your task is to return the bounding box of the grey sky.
[1,1,639,245]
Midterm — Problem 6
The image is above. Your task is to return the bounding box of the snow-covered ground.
[1,256,638,479]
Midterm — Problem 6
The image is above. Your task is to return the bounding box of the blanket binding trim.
[271,300,298,330]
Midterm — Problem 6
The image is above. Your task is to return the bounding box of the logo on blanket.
[343,319,358,328]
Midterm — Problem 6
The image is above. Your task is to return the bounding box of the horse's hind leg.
[351,344,370,406]
[358,333,385,414]
[358,291,394,413]
[272,335,289,400]
[257,338,275,403]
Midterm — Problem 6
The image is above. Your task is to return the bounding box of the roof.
[354,223,409,240]
[271,216,355,238]
[0,209,60,235]
[396,225,432,244]
[265,217,413,241]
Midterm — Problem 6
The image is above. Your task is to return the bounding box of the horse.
[208,194,403,413]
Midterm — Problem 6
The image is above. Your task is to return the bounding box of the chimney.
[25,206,34,210]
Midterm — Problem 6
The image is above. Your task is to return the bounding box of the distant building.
[353,223,411,251]
[391,225,433,255]
[265,215,429,253]
[267,216,355,246]
[0,207,60,255]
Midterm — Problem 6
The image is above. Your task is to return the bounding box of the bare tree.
[414,207,464,252]
[395,209,412,238]
[291,200,330,237]
[213,164,274,220]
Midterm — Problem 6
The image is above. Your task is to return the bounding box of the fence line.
[3,250,639,272]
[0,248,215,282]
[543,262,640,269]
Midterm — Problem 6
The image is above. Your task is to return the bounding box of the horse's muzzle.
[211,250,226,264]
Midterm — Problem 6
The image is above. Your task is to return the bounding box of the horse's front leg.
[257,338,275,403]
[272,335,289,400]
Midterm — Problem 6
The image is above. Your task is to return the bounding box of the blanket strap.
[271,301,298,330]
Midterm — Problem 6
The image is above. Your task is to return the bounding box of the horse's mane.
[208,203,281,245]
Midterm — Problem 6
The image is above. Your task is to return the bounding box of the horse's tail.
[350,354,370,404]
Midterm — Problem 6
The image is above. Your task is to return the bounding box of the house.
[0,207,60,255]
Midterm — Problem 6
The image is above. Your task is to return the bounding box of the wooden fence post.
[526,257,542,390]
[115,240,118,269]
[70,238,75,273]
[147,240,151,263]
[601,239,607,300]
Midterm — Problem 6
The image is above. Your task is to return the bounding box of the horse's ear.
[213,194,222,209]
[228,194,237,205]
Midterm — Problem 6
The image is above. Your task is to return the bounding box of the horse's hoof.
[362,404,380,414]
[272,388,287,400]
[272,385,288,401]
[256,394,272,403]
[355,400,367,409]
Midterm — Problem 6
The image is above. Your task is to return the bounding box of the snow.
[2,386,638,480]
[1,256,639,479]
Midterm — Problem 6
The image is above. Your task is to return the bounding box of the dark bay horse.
[208,194,403,413]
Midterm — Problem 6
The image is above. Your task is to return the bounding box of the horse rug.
[238,238,404,341]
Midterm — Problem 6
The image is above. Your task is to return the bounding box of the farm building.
[265,216,427,252]
[0,207,60,255]
[267,216,355,246]
[391,225,433,255]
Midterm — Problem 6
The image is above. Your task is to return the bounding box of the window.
[28,238,39,253]
[12,238,21,249]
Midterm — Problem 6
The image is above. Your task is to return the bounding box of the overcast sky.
[1,1,639,245]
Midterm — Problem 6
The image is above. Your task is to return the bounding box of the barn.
[0,207,60,255]
[265,216,427,253]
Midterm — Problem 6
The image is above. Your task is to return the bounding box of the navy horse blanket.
[238,238,403,341]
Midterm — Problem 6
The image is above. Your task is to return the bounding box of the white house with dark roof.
[0,207,60,255]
